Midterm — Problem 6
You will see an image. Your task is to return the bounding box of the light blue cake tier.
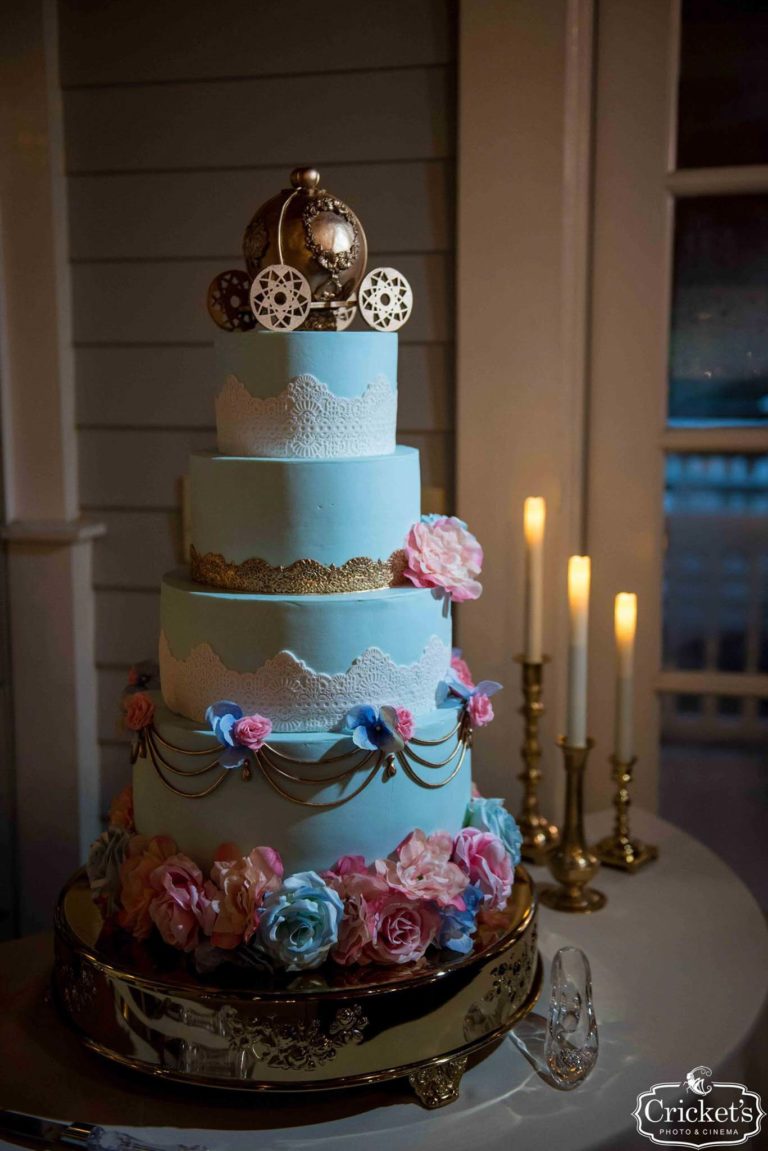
[133,697,471,875]
[217,330,397,399]
[215,330,398,458]
[159,570,453,729]
[190,447,419,591]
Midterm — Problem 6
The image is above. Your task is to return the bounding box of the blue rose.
[205,700,248,768]
[437,883,484,954]
[463,797,523,867]
[258,871,344,971]
[345,704,404,753]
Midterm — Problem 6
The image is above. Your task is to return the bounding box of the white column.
[0,1,105,931]
[456,0,594,812]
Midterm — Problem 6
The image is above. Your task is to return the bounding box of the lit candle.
[567,556,591,747]
[523,497,546,662]
[614,593,637,763]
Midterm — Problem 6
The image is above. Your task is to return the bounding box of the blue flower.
[345,704,404,753]
[258,871,344,971]
[437,883,484,954]
[205,700,247,768]
[444,671,503,702]
[463,797,523,867]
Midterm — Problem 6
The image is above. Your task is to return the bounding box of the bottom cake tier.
[133,696,471,873]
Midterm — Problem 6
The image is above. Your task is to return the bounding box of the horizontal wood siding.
[59,0,457,813]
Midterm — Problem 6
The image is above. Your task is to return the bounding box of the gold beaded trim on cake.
[190,544,408,594]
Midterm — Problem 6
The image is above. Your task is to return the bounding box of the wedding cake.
[86,168,521,975]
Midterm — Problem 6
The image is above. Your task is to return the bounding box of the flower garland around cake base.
[86,791,523,974]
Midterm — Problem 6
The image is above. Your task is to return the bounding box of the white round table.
[1,811,766,1151]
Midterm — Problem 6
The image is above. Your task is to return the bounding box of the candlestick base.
[515,656,560,864]
[541,738,606,915]
[592,755,659,873]
[518,815,561,866]
[539,882,607,914]
[593,835,658,872]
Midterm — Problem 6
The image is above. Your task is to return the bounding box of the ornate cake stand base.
[53,869,541,1108]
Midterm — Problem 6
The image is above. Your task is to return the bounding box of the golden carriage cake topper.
[207,166,413,333]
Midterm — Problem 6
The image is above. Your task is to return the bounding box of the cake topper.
[207,166,413,333]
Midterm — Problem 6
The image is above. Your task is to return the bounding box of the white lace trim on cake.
[215,373,397,458]
[159,631,451,731]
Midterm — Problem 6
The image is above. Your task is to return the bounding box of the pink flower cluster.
[116,831,284,953]
[403,516,483,603]
[324,826,513,967]
[96,786,515,967]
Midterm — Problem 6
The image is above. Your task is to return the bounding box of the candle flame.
[523,497,546,545]
[615,592,637,644]
[568,555,591,608]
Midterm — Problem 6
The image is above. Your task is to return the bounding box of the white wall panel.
[60,0,454,85]
[64,69,453,173]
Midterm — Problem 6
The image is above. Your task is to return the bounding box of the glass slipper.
[508,946,598,1090]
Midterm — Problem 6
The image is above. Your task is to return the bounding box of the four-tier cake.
[81,168,522,977]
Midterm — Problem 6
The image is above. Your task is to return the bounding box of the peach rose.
[117,834,177,939]
[108,784,135,832]
[376,828,468,909]
[122,692,154,732]
[206,846,284,949]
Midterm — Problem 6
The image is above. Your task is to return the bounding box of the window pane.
[677,0,768,169]
[660,739,768,911]
[663,453,768,672]
[669,196,768,424]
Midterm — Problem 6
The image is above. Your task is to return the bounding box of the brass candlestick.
[515,656,560,863]
[593,755,658,871]
[539,738,606,914]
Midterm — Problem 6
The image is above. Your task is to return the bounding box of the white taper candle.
[614,592,637,763]
[523,497,545,662]
[567,556,590,747]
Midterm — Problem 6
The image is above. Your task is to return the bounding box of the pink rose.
[468,693,494,727]
[452,827,513,910]
[122,692,154,732]
[325,854,368,880]
[232,713,272,751]
[377,828,468,908]
[403,517,483,602]
[328,869,389,966]
[394,707,415,742]
[363,893,440,965]
[451,652,475,688]
[148,853,212,952]
[206,846,283,949]
[108,784,134,832]
[118,834,178,940]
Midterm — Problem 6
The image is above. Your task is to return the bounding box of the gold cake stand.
[53,868,541,1109]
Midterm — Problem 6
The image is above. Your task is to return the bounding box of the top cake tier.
[215,330,397,458]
